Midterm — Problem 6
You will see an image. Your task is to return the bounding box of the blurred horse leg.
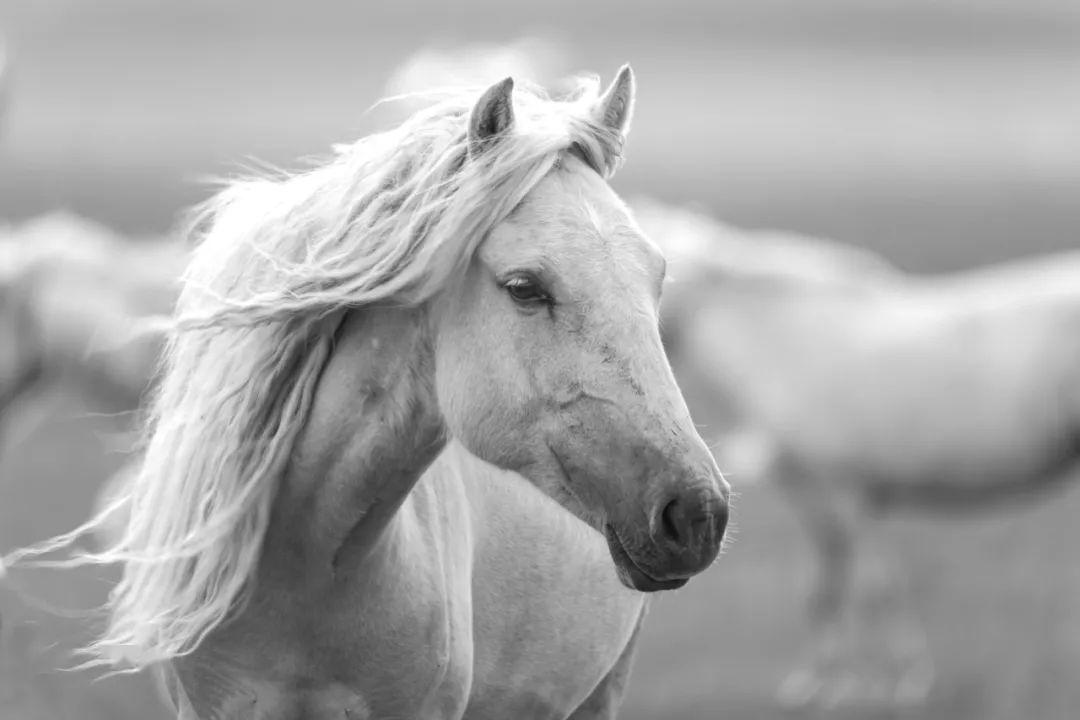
[830,502,934,709]
[777,468,934,710]
[0,282,49,459]
[0,349,51,461]
[0,373,64,461]
[775,463,858,708]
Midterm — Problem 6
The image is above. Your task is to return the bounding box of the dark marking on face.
[553,381,619,412]
[597,342,645,397]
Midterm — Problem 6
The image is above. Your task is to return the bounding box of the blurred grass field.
[2,2,1079,718]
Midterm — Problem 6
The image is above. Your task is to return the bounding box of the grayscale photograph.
[0,2,1078,719]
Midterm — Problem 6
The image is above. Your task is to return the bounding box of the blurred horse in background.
[637,198,1080,710]
[0,213,183,718]
[6,69,731,719]
[0,213,184,457]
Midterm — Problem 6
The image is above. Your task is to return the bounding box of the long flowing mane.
[2,78,625,668]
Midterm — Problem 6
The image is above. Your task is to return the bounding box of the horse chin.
[603,524,689,593]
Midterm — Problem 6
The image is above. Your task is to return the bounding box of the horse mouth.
[604,525,688,593]
[547,444,689,592]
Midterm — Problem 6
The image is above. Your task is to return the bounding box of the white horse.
[0,213,184,454]
[636,198,1080,709]
[5,69,730,719]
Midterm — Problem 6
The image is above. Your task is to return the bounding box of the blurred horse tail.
[0,213,185,455]
[636,196,1080,709]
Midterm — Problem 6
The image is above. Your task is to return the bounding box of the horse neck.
[262,304,447,577]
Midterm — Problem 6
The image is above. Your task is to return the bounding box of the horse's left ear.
[468,77,515,156]
[593,64,636,137]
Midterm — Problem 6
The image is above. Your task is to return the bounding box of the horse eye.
[504,276,550,305]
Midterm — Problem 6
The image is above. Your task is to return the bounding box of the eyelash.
[503,274,552,307]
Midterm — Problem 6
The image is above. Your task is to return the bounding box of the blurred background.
[1,1,1078,719]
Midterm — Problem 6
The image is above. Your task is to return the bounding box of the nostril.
[659,492,729,549]
[659,494,711,546]
[660,497,683,544]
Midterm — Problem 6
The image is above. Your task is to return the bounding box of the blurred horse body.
[0,213,184,452]
[637,199,1080,708]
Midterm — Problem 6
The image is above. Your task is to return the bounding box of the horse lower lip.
[624,567,688,593]
[603,525,689,593]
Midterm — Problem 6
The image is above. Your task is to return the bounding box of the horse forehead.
[535,158,631,231]
[484,219,656,295]
[502,185,657,276]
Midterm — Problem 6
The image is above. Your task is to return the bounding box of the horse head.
[430,69,729,590]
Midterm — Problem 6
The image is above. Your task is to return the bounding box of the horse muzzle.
[604,485,729,592]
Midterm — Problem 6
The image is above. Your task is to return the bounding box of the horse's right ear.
[468,77,515,156]
[593,64,635,138]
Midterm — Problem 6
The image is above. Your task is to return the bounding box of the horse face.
[433,151,729,592]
